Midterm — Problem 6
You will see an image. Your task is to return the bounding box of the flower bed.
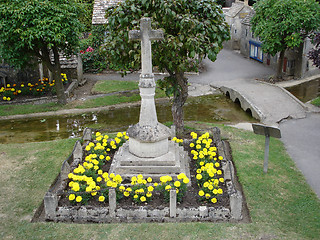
[43,128,243,222]
[0,73,69,102]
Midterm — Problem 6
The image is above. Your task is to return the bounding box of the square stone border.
[38,127,245,223]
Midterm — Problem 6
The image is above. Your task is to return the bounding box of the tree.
[308,32,320,69]
[104,0,230,135]
[251,0,320,79]
[0,0,84,104]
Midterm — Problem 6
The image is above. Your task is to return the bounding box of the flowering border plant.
[0,73,68,101]
[66,131,225,206]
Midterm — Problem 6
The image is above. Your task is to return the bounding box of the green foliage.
[105,0,229,74]
[0,0,84,68]
[0,0,85,104]
[80,25,110,72]
[104,0,229,132]
[311,96,320,107]
[251,0,320,56]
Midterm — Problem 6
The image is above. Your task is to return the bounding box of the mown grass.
[311,96,320,107]
[0,80,167,117]
[0,123,319,239]
[91,80,139,94]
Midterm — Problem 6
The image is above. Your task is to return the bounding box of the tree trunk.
[52,46,67,105]
[276,49,285,80]
[172,71,188,137]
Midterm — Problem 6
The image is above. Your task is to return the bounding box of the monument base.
[109,141,191,184]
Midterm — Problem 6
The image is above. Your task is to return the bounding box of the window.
[249,40,263,62]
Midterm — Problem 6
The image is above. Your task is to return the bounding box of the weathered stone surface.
[170,190,177,217]
[44,192,58,219]
[176,208,199,218]
[208,207,231,220]
[199,206,209,218]
[73,141,83,160]
[109,189,116,218]
[230,192,243,220]
[82,128,92,141]
[147,208,169,218]
[211,127,221,143]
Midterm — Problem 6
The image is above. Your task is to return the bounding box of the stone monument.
[110,18,190,181]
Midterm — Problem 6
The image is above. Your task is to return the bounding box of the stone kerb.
[43,128,244,222]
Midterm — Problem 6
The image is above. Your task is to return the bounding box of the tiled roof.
[225,2,244,18]
[92,0,123,25]
[241,9,255,26]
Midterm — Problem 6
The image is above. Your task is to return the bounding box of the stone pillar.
[44,192,58,219]
[109,188,116,218]
[77,54,83,83]
[169,189,177,217]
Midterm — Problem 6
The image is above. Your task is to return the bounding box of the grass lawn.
[0,123,319,239]
[91,80,139,94]
[0,80,167,117]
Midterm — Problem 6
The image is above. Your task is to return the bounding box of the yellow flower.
[147,186,154,192]
[133,194,138,199]
[96,177,102,182]
[198,190,204,197]
[99,196,105,202]
[219,178,224,183]
[76,196,82,202]
[124,191,130,197]
[190,143,195,148]
[174,181,181,188]
[140,196,146,202]
[147,177,152,183]
[205,193,211,199]
[213,189,218,195]
[218,156,223,160]
[177,173,186,180]
[196,174,202,180]
[217,188,223,194]
[215,162,220,168]
[165,185,172,190]
[96,132,101,137]
[68,194,75,201]
[183,178,189,184]
[211,198,217,203]
[153,182,158,187]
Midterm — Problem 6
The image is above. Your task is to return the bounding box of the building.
[225,0,320,78]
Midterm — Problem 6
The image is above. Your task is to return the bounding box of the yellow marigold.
[124,191,130,197]
[198,190,204,197]
[147,177,152,183]
[174,181,181,188]
[183,178,189,184]
[219,178,224,183]
[211,198,217,203]
[147,186,154,192]
[99,196,105,202]
[217,188,223,194]
[76,196,82,202]
[68,194,75,201]
[140,196,146,202]
[196,174,202,180]
[165,185,172,190]
[96,177,102,182]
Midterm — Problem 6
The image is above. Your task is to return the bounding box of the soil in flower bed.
[58,139,230,210]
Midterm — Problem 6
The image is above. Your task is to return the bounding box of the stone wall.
[43,128,245,223]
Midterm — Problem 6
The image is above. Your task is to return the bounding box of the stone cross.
[127,18,171,158]
[129,18,163,78]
